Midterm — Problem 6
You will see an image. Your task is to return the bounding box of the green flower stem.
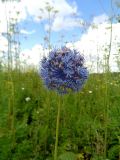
[54,95,61,160]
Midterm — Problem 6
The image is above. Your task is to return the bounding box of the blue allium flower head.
[40,46,88,94]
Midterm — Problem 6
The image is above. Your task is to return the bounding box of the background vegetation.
[0,70,120,160]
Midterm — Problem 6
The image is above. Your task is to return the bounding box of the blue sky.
[0,0,120,72]
[19,0,119,50]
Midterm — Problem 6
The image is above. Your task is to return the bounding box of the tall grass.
[0,70,120,160]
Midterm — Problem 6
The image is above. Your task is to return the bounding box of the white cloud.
[0,34,8,65]
[22,0,78,20]
[20,44,49,67]
[20,29,36,35]
[45,16,83,31]
[52,16,83,31]
[0,0,82,32]
[6,1,26,22]
[0,1,26,33]
[93,13,109,25]
[66,19,120,72]
[0,2,7,33]
[21,0,82,31]
[0,35,8,53]
[16,14,120,72]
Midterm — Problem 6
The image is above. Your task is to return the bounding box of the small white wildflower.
[88,90,92,94]
[21,87,25,90]
[25,97,31,102]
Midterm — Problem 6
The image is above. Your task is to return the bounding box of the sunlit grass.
[0,70,119,159]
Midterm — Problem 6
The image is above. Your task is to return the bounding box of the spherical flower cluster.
[40,47,88,94]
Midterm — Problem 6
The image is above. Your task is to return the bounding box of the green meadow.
[0,0,120,159]
[0,70,119,160]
